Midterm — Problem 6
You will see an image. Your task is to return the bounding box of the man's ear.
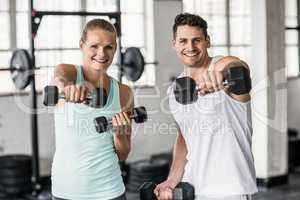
[172,39,176,50]
[206,36,211,48]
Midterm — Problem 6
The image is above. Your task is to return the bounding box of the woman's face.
[80,28,117,72]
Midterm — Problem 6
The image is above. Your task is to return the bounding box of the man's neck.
[184,56,212,78]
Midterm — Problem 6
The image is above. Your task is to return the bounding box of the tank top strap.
[208,55,224,71]
[106,77,121,112]
[75,65,84,84]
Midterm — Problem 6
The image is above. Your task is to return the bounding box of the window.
[0,0,155,94]
[285,0,299,77]
[0,0,13,92]
[182,0,252,62]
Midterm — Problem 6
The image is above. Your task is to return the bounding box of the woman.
[51,19,133,200]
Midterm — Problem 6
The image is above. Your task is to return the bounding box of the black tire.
[0,167,32,178]
[129,159,169,174]
[0,155,31,169]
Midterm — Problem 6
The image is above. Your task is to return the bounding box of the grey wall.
[0,95,55,175]
[288,78,300,131]
[0,0,183,175]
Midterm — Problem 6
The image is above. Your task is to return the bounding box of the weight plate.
[122,47,145,82]
[0,183,32,195]
[130,159,169,173]
[10,49,33,90]
[0,155,31,169]
[0,176,31,186]
[0,167,32,178]
[129,169,169,178]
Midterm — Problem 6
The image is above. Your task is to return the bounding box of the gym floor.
[0,169,298,200]
[125,169,300,200]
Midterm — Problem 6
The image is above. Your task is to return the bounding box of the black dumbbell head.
[94,116,108,133]
[175,182,195,200]
[139,182,157,200]
[227,67,251,95]
[133,106,147,123]
[174,77,198,105]
[43,86,59,106]
[88,87,107,108]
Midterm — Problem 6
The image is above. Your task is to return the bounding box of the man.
[154,13,258,200]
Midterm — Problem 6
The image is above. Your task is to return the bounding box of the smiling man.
[154,13,258,200]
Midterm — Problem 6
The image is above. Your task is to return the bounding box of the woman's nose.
[97,47,105,56]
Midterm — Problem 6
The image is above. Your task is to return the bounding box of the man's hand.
[195,70,225,96]
[154,179,178,200]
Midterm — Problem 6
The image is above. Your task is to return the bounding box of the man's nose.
[187,41,195,50]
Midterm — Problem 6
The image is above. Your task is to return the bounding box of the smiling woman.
[51,18,134,200]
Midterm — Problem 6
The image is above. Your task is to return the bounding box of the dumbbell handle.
[58,92,94,101]
[140,182,195,200]
[194,79,233,91]
[94,106,147,133]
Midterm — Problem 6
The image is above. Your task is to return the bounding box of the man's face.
[172,25,210,68]
[80,28,117,72]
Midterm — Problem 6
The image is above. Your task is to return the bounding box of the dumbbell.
[173,66,251,105]
[43,85,107,108]
[94,106,148,133]
[139,181,195,200]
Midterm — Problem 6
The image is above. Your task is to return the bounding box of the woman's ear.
[206,35,211,48]
[79,39,84,51]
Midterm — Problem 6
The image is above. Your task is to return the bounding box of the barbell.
[0,47,152,90]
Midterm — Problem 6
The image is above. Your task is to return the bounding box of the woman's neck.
[82,66,110,91]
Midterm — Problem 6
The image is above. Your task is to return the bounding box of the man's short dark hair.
[173,13,208,39]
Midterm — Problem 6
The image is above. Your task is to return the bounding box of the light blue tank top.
[52,66,125,200]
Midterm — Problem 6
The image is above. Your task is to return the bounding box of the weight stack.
[0,155,33,198]
[126,159,169,193]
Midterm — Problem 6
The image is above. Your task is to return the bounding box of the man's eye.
[91,45,97,48]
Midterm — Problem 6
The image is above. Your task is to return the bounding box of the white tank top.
[168,56,258,197]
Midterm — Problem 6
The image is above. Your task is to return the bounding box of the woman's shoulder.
[55,63,77,76]
[54,64,77,82]
[118,83,134,111]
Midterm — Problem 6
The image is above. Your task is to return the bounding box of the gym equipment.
[94,106,147,133]
[4,47,147,91]
[122,47,145,81]
[9,49,34,90]
[174,66,252,104]
[0,155,32,197]
[126,159,169,193]
[43,85,107,108]
[139,181,195,200]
